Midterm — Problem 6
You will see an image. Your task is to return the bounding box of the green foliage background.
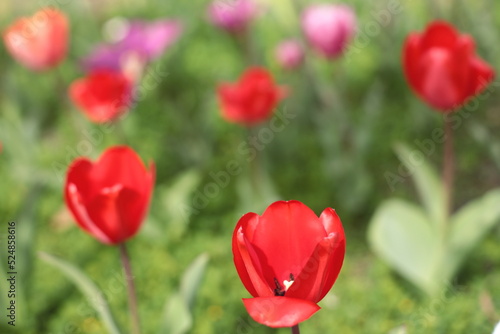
[0,0,500,333]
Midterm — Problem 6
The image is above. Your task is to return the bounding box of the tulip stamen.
[274,273,295,296]
[274,278,285,296]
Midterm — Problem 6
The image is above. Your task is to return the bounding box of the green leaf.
[0,101,41,185]
[394,143,446,228]
[237,162,280,214]
[180,253,209,309]
[368,199,440,295]
[0,261,9,324]
[444,188,500,280]
[16,184,43,294]
[160,253,209,334]
[356,81,383,157]
[160,169,201,239]
[38,252,122,334]
[388,325,407,334]
[160,293,192,334]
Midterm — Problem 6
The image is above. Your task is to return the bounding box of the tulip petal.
[69,70,132,123]
[403,33,423,91]
[233,213,260,297]
[217,67,285,125]
[451,36,476,105]
[85,186,141,244]
[423,50,459,110]
[234,219,274,297]
[65,158,94,201]
[89,146,152,194]
[207,0,258,32]
[319,208,343,235]
[243,297,320,328]
[286,232,343,302]
[317,209,346,301]
[468,57,495,100]
[421,21,458,50]
[65,159,111,244]
[240,67,272,83]
[218,83,244,122]
[301,4,356,58]
[251,200,326,288]
[122,20,182,60]
[66,183,113,244]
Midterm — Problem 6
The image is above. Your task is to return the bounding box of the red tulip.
[232,200,345,328]
[69,70,133,123]
[64,146,155,245]
[403,21,494,112]
[3,8,68,71]
[217,67,286,126]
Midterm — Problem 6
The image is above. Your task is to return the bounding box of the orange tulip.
[3,8,68,71]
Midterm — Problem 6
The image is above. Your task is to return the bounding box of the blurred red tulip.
[403,21,494,112]
[65,146,155,245]
[217,67,286,126]
[3,8,68,71]
[232,200,345,328]
[69,70,133,123]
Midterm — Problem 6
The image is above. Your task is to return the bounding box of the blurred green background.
[0,0,500,333]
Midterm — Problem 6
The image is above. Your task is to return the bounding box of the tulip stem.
[291,324,301,334]
[234,29,256,65]
[115,121,130,145]
[247,126,262,195]
[443,114,455,219]
[119,243,141,334]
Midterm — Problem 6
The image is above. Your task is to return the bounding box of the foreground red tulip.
[3,8,68,71]
[65,146,155,245]
[403,21,494,112]
[69,70,133,123]
[232,200,345,328]
[217,67,286,126]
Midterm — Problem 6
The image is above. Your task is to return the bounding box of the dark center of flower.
[273,273,294,296]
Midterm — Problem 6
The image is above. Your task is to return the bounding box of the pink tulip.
[302,4,356,59]
[207,0,258,33]
[82,19,182,72]
[275,40,304,70]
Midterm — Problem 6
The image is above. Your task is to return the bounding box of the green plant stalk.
[291,324,300,334]
[443,114,455,221]
[289,0,348,176]
[234,29,256,65]
[115,120,130,145]
[119,243,141,334]
[247,126,263,196]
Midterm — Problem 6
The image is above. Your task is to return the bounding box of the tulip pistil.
[274,273,294,296]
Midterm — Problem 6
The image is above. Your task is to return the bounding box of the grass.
[1,0,500,333]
